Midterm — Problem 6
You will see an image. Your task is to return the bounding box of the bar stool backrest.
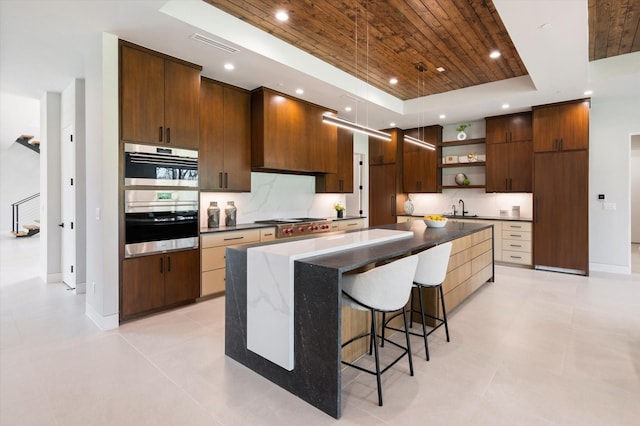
[414,242,453,287]
[342,255,419,312]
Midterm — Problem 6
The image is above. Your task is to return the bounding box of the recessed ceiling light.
[389,77,398,85]
[436,67,445,73]
[584,90,593,96]
[502,103,510,109]
[295,88,304,95]
[224,63,235,71]
[439,114,446,119]
[345,106,352,112]
[275,10,289,21]
[389,122,396,127]
[490,50,501,59]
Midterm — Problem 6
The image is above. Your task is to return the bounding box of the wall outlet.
[603,202,616,211]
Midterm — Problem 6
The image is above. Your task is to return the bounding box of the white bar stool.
[341,255,419,407]
[383,242,452,361]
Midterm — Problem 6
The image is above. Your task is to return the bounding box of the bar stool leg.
[417,285,430,361]
[439,284,450,342]
[380,312,386,348]
[370,308,383,406]
[401,307,414,376]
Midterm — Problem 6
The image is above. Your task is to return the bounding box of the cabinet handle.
[509,178,513,190]
[223,236,245,241]
[219,172,223,188]
[509,244,522,248]
[509,234,522,238]
[511,225,522,228]
[167,256,171,272]
[166,128,171,144]
[160,257,164,273]
[391,195,396,216]
[509,255,523,259]
[224,172,228,188]
[534,196,539,223]
[505,178,508,190]
[559,138,563,150]
[159,126,163,142]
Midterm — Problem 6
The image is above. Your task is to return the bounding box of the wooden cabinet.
[201,229,262,297]
[200,78,251,191]
[316,128,354,193]
[533,150,589,274]
[533,99,590,152]
[486,141,532,192]
[369,130,397,165]
[251,87,337,174]
[402,125,442,193]
[485,112,532,144]
[121,249,200,320]
[120,42,201,149]
[485,112,532,193]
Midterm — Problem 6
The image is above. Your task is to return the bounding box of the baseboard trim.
[46,273,62,283]
[85,303,119,330]
[589,262,630,275]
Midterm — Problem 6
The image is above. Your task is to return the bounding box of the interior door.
[61,124,75,288]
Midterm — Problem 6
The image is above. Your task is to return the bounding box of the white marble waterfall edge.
[246,229,413,370]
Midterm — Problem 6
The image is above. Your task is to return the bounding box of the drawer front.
[503,222,532,232]
[202,268,226,296]
[201,229,261,248]
[502,239,532,253]
[338,219,364,230]
[502,229,531,241]
[260,227,276,242]
[502,250,532,265]
[202,246,226,271]
[329,222,340,231]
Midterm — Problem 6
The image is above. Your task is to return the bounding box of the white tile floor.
[1,234,639,425]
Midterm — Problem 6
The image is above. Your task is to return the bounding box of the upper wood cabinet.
[120,42,201,149]
[316,128,354,193]
[402,125,442,193]
[251,87,337,174]
[199,78,251,192]
[486,141,532,192]
[485,112,532,193]
[369,130,397,165]
[486,112,532,144]
[533,99,590,152]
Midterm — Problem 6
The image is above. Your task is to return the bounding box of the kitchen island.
[225,221,493,418]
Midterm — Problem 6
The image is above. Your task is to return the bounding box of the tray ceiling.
[204,0,529,100]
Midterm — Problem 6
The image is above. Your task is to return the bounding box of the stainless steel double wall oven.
[123,143,199,257]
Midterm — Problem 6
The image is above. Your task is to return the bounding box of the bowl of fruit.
[423,215,448,228]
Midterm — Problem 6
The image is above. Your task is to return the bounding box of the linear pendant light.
[404,134,435,150]
[322,114,392,141]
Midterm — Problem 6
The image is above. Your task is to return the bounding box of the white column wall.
[84,33,119,330]
[631,136,640,244]
[40,92,61,283]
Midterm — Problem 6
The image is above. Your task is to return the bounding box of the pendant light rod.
[322,114,392,141]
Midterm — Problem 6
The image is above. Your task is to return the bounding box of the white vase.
[404,197,414,215]
[457,131,467,141]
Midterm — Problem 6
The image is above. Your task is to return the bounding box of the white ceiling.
[1,0,639,149]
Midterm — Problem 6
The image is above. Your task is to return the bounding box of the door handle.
[58,222,64,228]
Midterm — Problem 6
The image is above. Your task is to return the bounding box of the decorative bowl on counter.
[423,215,448,228]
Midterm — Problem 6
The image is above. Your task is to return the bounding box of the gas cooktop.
[254,218,331,238]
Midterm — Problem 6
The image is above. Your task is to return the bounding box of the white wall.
[631,135,640,243]
[84,33,119,330]
[589,96,640,273]
[40,92,62,283]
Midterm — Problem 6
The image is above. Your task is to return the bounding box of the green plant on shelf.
[456,123,471,132]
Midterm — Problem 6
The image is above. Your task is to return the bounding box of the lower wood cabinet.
[201,228,272,297]
[121,248,200,320]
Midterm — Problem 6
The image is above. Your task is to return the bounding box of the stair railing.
[11,193,40,233]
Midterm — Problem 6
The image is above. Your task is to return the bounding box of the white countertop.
[246,229,413,370]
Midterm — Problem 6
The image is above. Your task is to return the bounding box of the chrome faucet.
[459,199,468,217]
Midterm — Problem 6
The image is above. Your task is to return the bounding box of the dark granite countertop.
[399,213,532,222]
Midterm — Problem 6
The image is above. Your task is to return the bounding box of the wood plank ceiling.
[589,0,640,61]
[204,0,527,100]
[204,0,640,100]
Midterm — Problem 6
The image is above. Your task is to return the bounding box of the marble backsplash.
[200,172,347,228]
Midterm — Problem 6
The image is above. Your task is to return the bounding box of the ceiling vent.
[190,33,239,53]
